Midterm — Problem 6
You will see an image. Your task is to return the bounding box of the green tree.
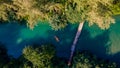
[0,0,13,22]
[10,0,47,29]
[72,51,117,68]
[0,0,115,30]
[23,44,55,68]
[111,0,120,15]
[0,43,117,68]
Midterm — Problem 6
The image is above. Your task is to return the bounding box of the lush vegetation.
[111,0,120,15]
[0,0,120,68]
[0,44,117,68]
[0,0,120,30]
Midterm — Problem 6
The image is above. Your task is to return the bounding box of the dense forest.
[0,0,120,30]
[0,44,117,68]
[0,0,120,68]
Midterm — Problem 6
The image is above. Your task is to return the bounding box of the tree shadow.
[41,23,118,64]
[44,23,120,66]
[0,23,28,58]
[40,24,78,58]
[1,22,120,66]
[0,21,120,66]
[77,28,110,59]
[111,52,120,67]
[0,42,10,65]
[75,27,120,66]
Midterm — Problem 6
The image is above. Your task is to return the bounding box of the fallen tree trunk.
[68,22,84,66]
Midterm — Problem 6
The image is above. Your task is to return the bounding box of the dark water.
[77,15,120,64]
[0,15,120,64]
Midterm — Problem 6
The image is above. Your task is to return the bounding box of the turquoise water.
[77,15,120,63]
[0,15,120,64]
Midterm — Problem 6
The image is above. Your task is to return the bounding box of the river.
[0,15,120,64]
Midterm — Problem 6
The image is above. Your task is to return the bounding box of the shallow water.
[0,15,120,64]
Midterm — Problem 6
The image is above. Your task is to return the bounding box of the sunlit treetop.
[65,0,115,29]
[0,0,117,30]
[23,44,55,67]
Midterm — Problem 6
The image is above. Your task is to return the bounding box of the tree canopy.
[111,0,120,15]
[0,0,118,30]
[72,51,116,68]
[22,44,55,68]
[0,43,117,68]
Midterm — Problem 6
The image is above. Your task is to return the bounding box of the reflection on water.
[0,15,120,64]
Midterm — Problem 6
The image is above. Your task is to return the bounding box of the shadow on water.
[77,28,110,59]
[112,52,120,65]
[0,42,10,64]
[75,24,120,66]
[46,23,110,59]
[0,23,26,58]
[0,18,120,65]
[52,24,77,58]
[31,23,120,65]
[31,24,78,58]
